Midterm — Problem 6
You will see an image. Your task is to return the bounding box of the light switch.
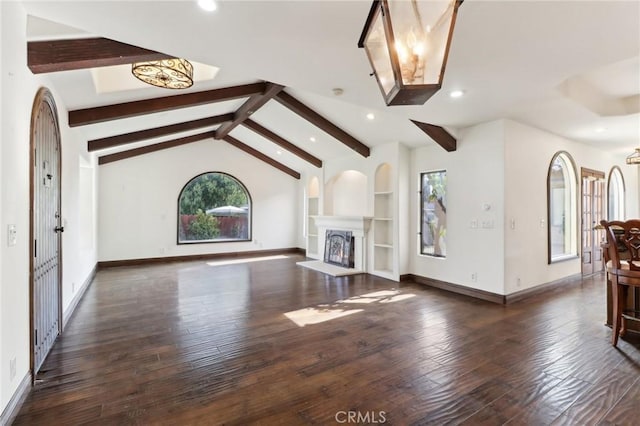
[8,225,17,246]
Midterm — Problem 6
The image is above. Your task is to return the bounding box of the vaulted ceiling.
[21,0,640,178]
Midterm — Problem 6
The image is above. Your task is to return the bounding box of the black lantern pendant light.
[358,0,463,106]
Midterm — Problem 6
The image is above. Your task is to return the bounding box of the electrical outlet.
[516,277,522,288]
[471,272,477,282]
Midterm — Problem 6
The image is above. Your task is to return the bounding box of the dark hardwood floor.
[13,254,640,425]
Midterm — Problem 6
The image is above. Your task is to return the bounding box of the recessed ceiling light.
[595,127,606,133]
[449,90,465,98]
[198,0,217,12]
[276,150,283,155]
[310,137,316,142]
[366,113,375,120]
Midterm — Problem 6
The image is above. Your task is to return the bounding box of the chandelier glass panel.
[359,0,463,106]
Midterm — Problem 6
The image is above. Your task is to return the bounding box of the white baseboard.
[63,263,97,330]
[0,372,31,426]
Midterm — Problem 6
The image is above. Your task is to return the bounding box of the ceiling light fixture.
[449,89,464,98]
[358,0,464,106]
[131,59,194,89]
[366,113,375,120]
[310,137,317,142]
[626,148,640,165]
[198,0,217,12]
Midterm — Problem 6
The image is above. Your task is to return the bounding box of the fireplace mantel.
[311,215,372,272]
[311,216,372,237]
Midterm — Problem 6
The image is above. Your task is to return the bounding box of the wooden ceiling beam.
[411,120,457,152]
[28,37,171,74]
[88,113,233,152]
[223,136,300,180]
[215,82,284,139]
[98,131,214,165]
[274,91,370,158]
[243,119,322,168]
[69,82,266,127]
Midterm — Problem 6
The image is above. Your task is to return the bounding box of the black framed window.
[420,170,447,257]
[178,172,251,244]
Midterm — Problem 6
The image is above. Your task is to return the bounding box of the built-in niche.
[306,176,320,257]
[373,163,394,277]
[324,170,367,216]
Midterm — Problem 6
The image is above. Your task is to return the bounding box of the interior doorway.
[581,168,605,275]
[30,88,63,376]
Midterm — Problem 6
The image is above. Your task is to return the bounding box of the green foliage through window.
[178,172,251,243]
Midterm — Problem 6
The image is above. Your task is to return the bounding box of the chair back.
[600,219,640,270]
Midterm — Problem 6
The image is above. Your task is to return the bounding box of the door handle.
[54,226,64,233]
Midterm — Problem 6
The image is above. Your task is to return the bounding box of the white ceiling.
[21,0,640,174]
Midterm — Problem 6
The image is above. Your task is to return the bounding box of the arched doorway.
[30,88,63,376]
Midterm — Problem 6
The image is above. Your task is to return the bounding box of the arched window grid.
[607,166,625,221]
[547,151,579,263]
[177,172,252,244]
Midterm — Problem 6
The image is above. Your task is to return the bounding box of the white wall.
[409,118,638,297]
[398,143,411,276]
[1,2,99,415]
[98,140,300,261]
[503,119,639,294]
[410,120,506,294]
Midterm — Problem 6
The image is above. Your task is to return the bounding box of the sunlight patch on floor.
[284,306,364,327]
[206,255,289,267]
[285,289,416,327]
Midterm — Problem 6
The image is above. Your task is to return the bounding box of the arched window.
[607,166,625,220]
[547,152,578,263]
[178,172,251,244]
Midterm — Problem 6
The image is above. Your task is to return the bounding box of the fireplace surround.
[324,230,355,268]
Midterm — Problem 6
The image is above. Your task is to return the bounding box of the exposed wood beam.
[411,120,457,152]
[28,37,171,74]
[274,91,370,158]
[215,82,284,139]
[88,113,233,152]
[243,119,322,168]
[223,136,300,180]
[69,82,266,127]
[98,131,213,165]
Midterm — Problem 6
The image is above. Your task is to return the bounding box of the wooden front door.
[581,168,605,275]
[30,88,63,375]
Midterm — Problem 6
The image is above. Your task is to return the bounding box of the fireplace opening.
[324,230,355,268]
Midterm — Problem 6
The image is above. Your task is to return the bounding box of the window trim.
[419,169,447,258]
[176,171,252,245]
[607,165,625,221]
[547,151,579,264]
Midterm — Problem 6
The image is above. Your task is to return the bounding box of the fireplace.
[324,230,355,268]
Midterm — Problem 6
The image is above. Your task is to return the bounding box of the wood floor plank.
[12,255,640,425]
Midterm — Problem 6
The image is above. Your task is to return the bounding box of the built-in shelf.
[374,243,393,249]
[306,189,320,258]
[372,163,395,279]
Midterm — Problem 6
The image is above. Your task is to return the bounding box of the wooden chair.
[601,219,640,346]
